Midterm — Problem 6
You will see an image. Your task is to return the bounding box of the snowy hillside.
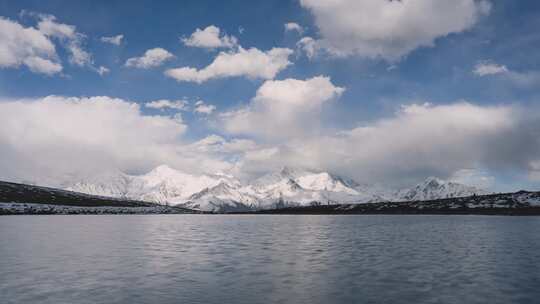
[67,165,241,206]
[63,165,492,212]
[395,177,487,202]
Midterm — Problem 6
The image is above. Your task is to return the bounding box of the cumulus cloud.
[165,47,293,83]
[100,34,124,46]
[0,96,249,186]
[36,14,93,67]
[1,94,539,189]
[22,56,63,75]
[221,76,344,139]
[194,100,216,114]
[1,13,107,75]
[284,22,304,34]
[0,96,192,184]
[233,102,540,187]
[182,25,238,49]
[125,48,174,68]
[145,99,189,111]
[0,17,61,75]
[35,14,76,38]
[299,0,491,61]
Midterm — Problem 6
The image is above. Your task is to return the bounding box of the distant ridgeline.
[1,179,540,215]
[251,191,540,215]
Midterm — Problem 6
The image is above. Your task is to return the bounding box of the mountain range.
[64,165,488,212]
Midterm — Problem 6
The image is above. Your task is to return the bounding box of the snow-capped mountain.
[181,182,258,212]
[66,165,242,206]
[170,166,395,211]
[65,170,132,198]
[64,165,490,212]
[395,177,487,202]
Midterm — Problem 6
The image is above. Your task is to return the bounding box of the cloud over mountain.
[233,102,540,187]
[221,76,344,139]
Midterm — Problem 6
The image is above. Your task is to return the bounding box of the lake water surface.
[1,215,540,304]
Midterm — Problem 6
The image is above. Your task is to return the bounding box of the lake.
[1,215,540,304]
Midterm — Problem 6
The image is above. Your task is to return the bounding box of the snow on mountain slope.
[66,170,132,198]
[179,183,258,212]
[180,182,257,212]
[176,166,381,212]
[396,177,488,202]
[67,165,242,206]
[64,165,491,212]
[239,167,382,209]
[295,172,358,194]
[128,165,241,204]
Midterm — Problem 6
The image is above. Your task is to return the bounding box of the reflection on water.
[1,215,540,304]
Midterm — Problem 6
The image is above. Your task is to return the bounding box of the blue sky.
[1,0,539,191]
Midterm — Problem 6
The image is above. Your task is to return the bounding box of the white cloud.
[0,96,195,185]
[473,62,508,76]
[473,61,540,88]
[194,100,216,114]
[284,22,304,34]
[165,47,293,83]
[1,95,538,189]
[221,76,344,139]
[23,56,63,75]
[299,0,491,61]
[182,25,238,49]
[189,135,259,154]
[67,40,92,66]
[0,17,61,75]
[2,12,113,75]
[296,36,318,59]
[244,147,280,162]
[234,102,540,186]
[36,14,76,39]
[96,66,110,76]
[101,34,124,46]
[36,14,93,67]
[0,96,249,185]
[125,48,174,68]
[145,99,189,111]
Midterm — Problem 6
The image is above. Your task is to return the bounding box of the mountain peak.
[397,176,488,201]
[62,165,491,212]
[423,176,445,187]
[278,166,309,178]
